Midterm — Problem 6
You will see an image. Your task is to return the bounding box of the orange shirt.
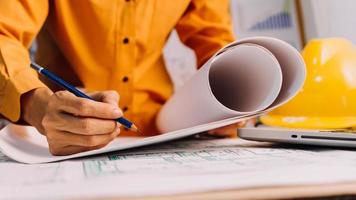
[0,0,234,135]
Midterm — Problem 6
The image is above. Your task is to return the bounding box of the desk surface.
[97,183,356,200]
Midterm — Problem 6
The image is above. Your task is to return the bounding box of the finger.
[209,127,237,137]
[54,91,122,119]
[89,90,120,106]
[236,118,257,136]
[208,119,257,137]
[54,113,119,135]
[207,122,246,137]
[246,118,257,126]
[47,126,120,147]
[208,123,242,134]
[236,121,247,127]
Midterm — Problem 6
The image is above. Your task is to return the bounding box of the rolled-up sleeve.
[0,1,49,122]
[175,0,235,68]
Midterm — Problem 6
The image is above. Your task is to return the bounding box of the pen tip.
[130,125,140,133]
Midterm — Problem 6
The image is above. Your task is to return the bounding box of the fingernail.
[113,108,122,116]
[116,122,121,129]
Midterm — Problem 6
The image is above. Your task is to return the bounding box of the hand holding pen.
[21,63,139,156]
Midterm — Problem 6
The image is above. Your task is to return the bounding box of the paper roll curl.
[157,37,306,132]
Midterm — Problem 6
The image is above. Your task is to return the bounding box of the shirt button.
[122,76,129,83]
[123,37,129,44]
[123,106,129,112]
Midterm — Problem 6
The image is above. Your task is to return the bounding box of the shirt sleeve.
[175,0,235,68]
[0,1,49,122]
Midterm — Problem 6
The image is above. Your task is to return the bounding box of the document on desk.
[0,37,306,164]
[1,138,356,199]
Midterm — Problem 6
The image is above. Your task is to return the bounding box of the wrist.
[21,87,53,132]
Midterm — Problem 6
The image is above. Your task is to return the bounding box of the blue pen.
[30,62,139,132]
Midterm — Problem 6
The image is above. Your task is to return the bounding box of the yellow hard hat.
[261,38,356,129]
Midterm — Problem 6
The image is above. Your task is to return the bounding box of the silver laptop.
[239,127,356,148]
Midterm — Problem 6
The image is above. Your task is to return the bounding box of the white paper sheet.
[0,37,306,164]
[1,138,356,199]
[0,116,255,164]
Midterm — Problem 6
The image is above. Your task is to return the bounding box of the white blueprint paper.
[0,37,306,164]
[1,138,356,199]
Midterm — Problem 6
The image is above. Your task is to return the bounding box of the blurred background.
[164,0,356,90]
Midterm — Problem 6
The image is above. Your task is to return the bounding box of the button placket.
[123,106,129,112]
[114,0,135,119]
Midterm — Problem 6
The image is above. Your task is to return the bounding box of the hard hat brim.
[260,115,356,130]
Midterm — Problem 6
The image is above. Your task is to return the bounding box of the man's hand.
[21,88,122,156]
[207,119,256,138]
